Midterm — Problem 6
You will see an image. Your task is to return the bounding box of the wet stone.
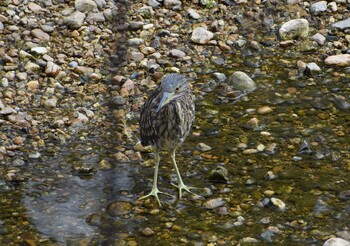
[227,71,256,92]
[338,190,350,201]
[141,227,155,236]
[208,166,230,183]
[196,142,212,152]
[191,27,214,44]
[202,197,226,209]
[107,201,132,216]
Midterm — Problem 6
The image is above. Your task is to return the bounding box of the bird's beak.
[157,92,174,112]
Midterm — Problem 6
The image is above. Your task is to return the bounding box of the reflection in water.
[23,160,137,242]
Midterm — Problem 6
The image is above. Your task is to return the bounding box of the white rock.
[325,54,350,67]
[31,47,49,54]
[323,238,350,246]
[279,19,309,40]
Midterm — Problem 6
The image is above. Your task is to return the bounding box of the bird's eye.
[175,87,180,91]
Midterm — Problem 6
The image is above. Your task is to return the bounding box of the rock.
[28,2,44,12]
[141,227,155,236]
[227,71,256,92]
[64,11,86,29]
[188,9,200,19]
[311,1,327,15]
[191,27,214,44]
[148,0,160,8]
[106,201,132,216]
[263,197,286,211]
[338,190,350,201]
[257,106,273,114]
[44,98,58,108]
[113,152,130,162]
[169,49,186,58]
[127,38,144,46]
[26,80,39,90]
[98,159,112,170]
[305,62,321,76]
[31,47,49,54]
[203,197,226,209]
[25,61,41,72]
[94,0,106,10]
[332,18,350,30]
[31,29,50,41]
[212,72,226,82]
[196,142,212,152]
[0,106,16,115]
[86,12,105,23]
[279,19,309,40]
[312,33,326,45]
[208,166,230,183]
[164,0,182,9]
[325,54,350,67]
[75,0,97,12]
[323,238,350,246]
[45,61,61,77]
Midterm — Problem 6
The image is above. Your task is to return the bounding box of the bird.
[139,73,196,206]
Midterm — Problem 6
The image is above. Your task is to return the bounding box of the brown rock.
[31,29,50,41]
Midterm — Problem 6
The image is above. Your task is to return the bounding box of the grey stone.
[227,71,256,92]
[311,1,328,15]
[93,0,106,10]
[332,18,350,30]
[312,33,326,45]
[148,0,160,8]
[212,72,226,82]
[127,38,144,46]
[86,12,105,23]
[63,11,86,29]
[75,0,97,13]
[191,27,214,44]
[279,19,309,40]
[168,49,186,58]
[188,9,200,20]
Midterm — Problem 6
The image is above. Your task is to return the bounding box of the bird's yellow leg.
[139,151,173,206]
[170,149,199,198]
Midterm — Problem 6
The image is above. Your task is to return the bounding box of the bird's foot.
[172,182,200,198]
[139,188,174,207]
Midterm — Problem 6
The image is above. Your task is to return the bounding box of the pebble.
[141,227,155,236]
[31,47,49,55]
[75,0,97,13]
[257,106,273,114]
[312,33,326,45]
[202,197,226,209]
[31,29,50,41]
[169,49,186,58]
[325,54,350,67]
[311,1,328,15]
[191,27,214,44]
[227,71,256,92]
[188,9,200,19]
[332,18,350,30]
[64,11,86,29]
[44,98,58,108]
[196,142,212,152]
[323,238,350,246]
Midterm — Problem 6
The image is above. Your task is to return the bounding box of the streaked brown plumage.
[139,73,195,206]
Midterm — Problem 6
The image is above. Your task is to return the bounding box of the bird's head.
[157,73,189,112]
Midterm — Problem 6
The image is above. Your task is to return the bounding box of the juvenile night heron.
[139,73,196,206]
